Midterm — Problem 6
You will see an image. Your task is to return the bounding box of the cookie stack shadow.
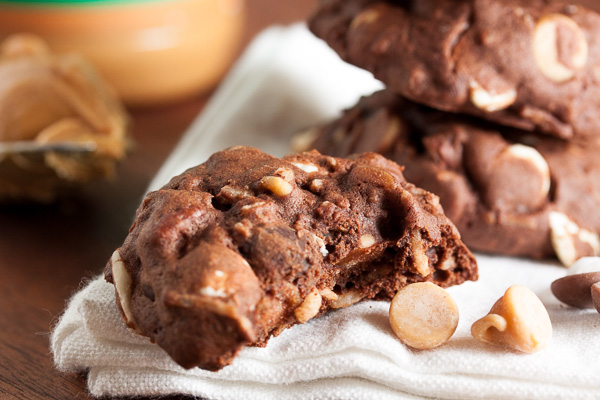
[301,0,600,266]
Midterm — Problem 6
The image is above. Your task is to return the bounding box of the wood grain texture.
[0,1,316,399]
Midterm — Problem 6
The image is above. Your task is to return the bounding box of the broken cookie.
[104,146,477,371]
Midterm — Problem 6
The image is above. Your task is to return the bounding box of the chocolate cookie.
[309,0,600,142]
[105,146,477,371]
[298,90,600,265]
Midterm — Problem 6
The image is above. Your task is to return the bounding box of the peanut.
[110,249,138,330]
[294,288,322,323]
[259,175,293,197]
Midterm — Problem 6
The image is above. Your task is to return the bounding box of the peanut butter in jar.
[0,0,245,106]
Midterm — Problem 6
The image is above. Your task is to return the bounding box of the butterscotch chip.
[389,282,459,350]
[471,285,552,353]
[105,146,477,371]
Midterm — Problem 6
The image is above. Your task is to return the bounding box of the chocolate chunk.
[551,271,600,308]
[592,282,600,314]
[300,90,600,263]
[105,146,477,371]
[309,0,600,142]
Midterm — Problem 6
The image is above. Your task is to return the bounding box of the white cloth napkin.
[51,24,600,399]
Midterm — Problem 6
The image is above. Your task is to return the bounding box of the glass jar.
[0,0,245,106]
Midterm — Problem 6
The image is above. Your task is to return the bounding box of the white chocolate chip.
[260,176,293,196]
[533,14,588,82]
[291,162,319,173]
[111,249,137,329]
[294,288,322,323]
[359,234,376,248]
[505,144,551,197]
[469,80,517,112]
[549,211,600,267]
[568,257,600,275]
[214,270,225,277]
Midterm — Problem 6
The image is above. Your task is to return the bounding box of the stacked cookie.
[305,0,600,266]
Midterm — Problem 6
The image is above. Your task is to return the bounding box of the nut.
[330,288,363,309]
[471,285,552,353]
[437,255,456,271]
[274,167,295,182]
[218,185,251,200]
[533,13,588,82]
[380,117,400,152]
[309,179,324,193]
[259,176,293,197]
[549,212,600,267]
[359,233,376,248]
[294,288,322,323]
[110,249,138,330]
[551,257,600,308]
[291,162,319,174]
[319,288,338,301]
[389,282,459,350]
[469,80,517,112]
[350,8,380,30]
[411,229,431,277]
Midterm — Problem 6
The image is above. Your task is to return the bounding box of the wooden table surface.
[0,1,316,399]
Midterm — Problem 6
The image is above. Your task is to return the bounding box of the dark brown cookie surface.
[309,0,600,142]
[105,146,477,371]
[299,90,600,265]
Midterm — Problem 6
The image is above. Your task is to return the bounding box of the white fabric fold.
[51,24,600,399]
[52,257,600,399]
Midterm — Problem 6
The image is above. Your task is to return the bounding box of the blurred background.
[0,1,598,399]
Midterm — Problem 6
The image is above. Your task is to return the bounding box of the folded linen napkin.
[51,24,600,399]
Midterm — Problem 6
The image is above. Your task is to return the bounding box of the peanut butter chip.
[471,285,551,353]
[389,282,459,350]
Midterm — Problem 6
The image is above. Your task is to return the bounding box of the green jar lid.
[0,0,166,7]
